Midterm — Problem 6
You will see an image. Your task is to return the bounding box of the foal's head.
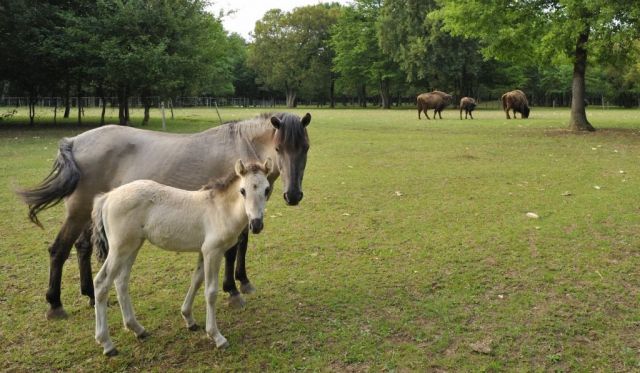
[235,158,273,234]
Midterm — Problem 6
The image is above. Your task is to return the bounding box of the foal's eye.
[275,146,280,153]
[265,187,271,196]
[240,188,246,197]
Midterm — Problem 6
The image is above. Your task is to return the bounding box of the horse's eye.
[265,187,271,196]
[240,188,246,197]
[275,147,280,153]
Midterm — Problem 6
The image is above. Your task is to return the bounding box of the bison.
[459,97,476,119]
[501,90,530,119]
[417,90,453,120]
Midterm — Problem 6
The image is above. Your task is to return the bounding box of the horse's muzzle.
[283,191,303,206]
[249,218,263,234]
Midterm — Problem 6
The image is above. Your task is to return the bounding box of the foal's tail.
[16,138,81,228]
[92,194,110,263]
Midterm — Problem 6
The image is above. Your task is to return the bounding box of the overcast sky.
[209,0,353,40]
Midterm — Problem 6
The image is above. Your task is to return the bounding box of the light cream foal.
[91,159,272,356]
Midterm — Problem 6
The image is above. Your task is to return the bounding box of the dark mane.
[200,163,267,193]
[273,113,309,149]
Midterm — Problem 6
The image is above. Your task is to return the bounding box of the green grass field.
[1,106,639,371]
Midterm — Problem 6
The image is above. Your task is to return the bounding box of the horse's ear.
[235,159,247,176]
[263,157,273,174]
[270,116,281,129]
[301,112,311,127]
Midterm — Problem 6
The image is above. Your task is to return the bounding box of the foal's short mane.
[200,163,267,193]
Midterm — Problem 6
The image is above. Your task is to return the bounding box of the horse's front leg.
[181,253,204,330]
[223,245,245,309]
[235,228,255,295]
[203,245,228,349]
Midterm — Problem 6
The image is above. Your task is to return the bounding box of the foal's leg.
[235,228,255,295]
[223,245,245,309]
[75,225,95,306]
[46,215,88,319]
[203,247,228,348]
[114,247,148,339]
[181,253,204,330]
[94,254,123,356]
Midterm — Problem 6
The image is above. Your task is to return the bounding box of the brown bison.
[501,90,530,119]
[417,90,453,119]
[459,97,476,119]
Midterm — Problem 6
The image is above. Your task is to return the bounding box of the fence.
[0,96,288,108]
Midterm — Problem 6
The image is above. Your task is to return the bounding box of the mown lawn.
[1,106,639,371]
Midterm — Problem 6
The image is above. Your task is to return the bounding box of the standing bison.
[459,97,476,119]
[417,90,453,119]
[501,90,530,119]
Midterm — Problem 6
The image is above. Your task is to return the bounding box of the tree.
[248,4,341,108]
[433,0,640,131]
[331,0,403,108]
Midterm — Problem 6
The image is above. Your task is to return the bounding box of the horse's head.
[270,113,311,206]
[235,158,273,234]
[522,106,530,118]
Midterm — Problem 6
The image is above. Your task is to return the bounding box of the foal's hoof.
[46,307,68,320]
[188,324,200,332]
[240,283,256,295]
[227,294,246,309]
[214,336,229,349]
[136,330,151,340]
[104,348,119,357]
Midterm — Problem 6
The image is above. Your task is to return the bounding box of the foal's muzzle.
[249,218,264,234]
[283,191,303,206]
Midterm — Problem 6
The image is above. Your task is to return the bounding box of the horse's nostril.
[299,191,303,201]
[283,192,289,203]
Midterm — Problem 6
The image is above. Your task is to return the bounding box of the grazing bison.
[501,90,530,119]
[459,97,476,119]
[417,90,453,120]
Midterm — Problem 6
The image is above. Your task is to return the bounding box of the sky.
[209,0,353,40]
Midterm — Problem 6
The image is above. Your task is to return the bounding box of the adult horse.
[17,112,311,319]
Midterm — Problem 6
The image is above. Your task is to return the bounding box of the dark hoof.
[46,307,68,320]
[240,283,256,295]
[227,294,246,309]
[136,330,150,340]
[188,324,200,331]
[104,348,118,357]
[88,298,95,307]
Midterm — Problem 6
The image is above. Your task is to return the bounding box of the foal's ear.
[301,112,311,127]
[235,159,247,176]
[270,116,281,129]
[263,157,273,174]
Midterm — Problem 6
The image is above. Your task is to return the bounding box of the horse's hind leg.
[46,216,87,319]
[223,245,245,309]
[75,226,95,306]
[182,253,204,330]
[114,246,147,340]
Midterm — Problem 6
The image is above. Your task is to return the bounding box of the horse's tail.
[16,138,80,228]
[92,194,109,263]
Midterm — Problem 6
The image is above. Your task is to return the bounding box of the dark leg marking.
[223,245,240,297]
[75,226,95,306]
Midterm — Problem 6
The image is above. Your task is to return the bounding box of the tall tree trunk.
[169,98,174,119]
[379,78,391,109]
[100,97,106,126]
[360,84,367,108]
[63,82,70,118]
[285,84,297,108]
[568,29,595,131]
[142,96,150,125]
[76,82,82,125]
[28,96,35,125]
[118,87,128,125]
[329,76,336,109]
